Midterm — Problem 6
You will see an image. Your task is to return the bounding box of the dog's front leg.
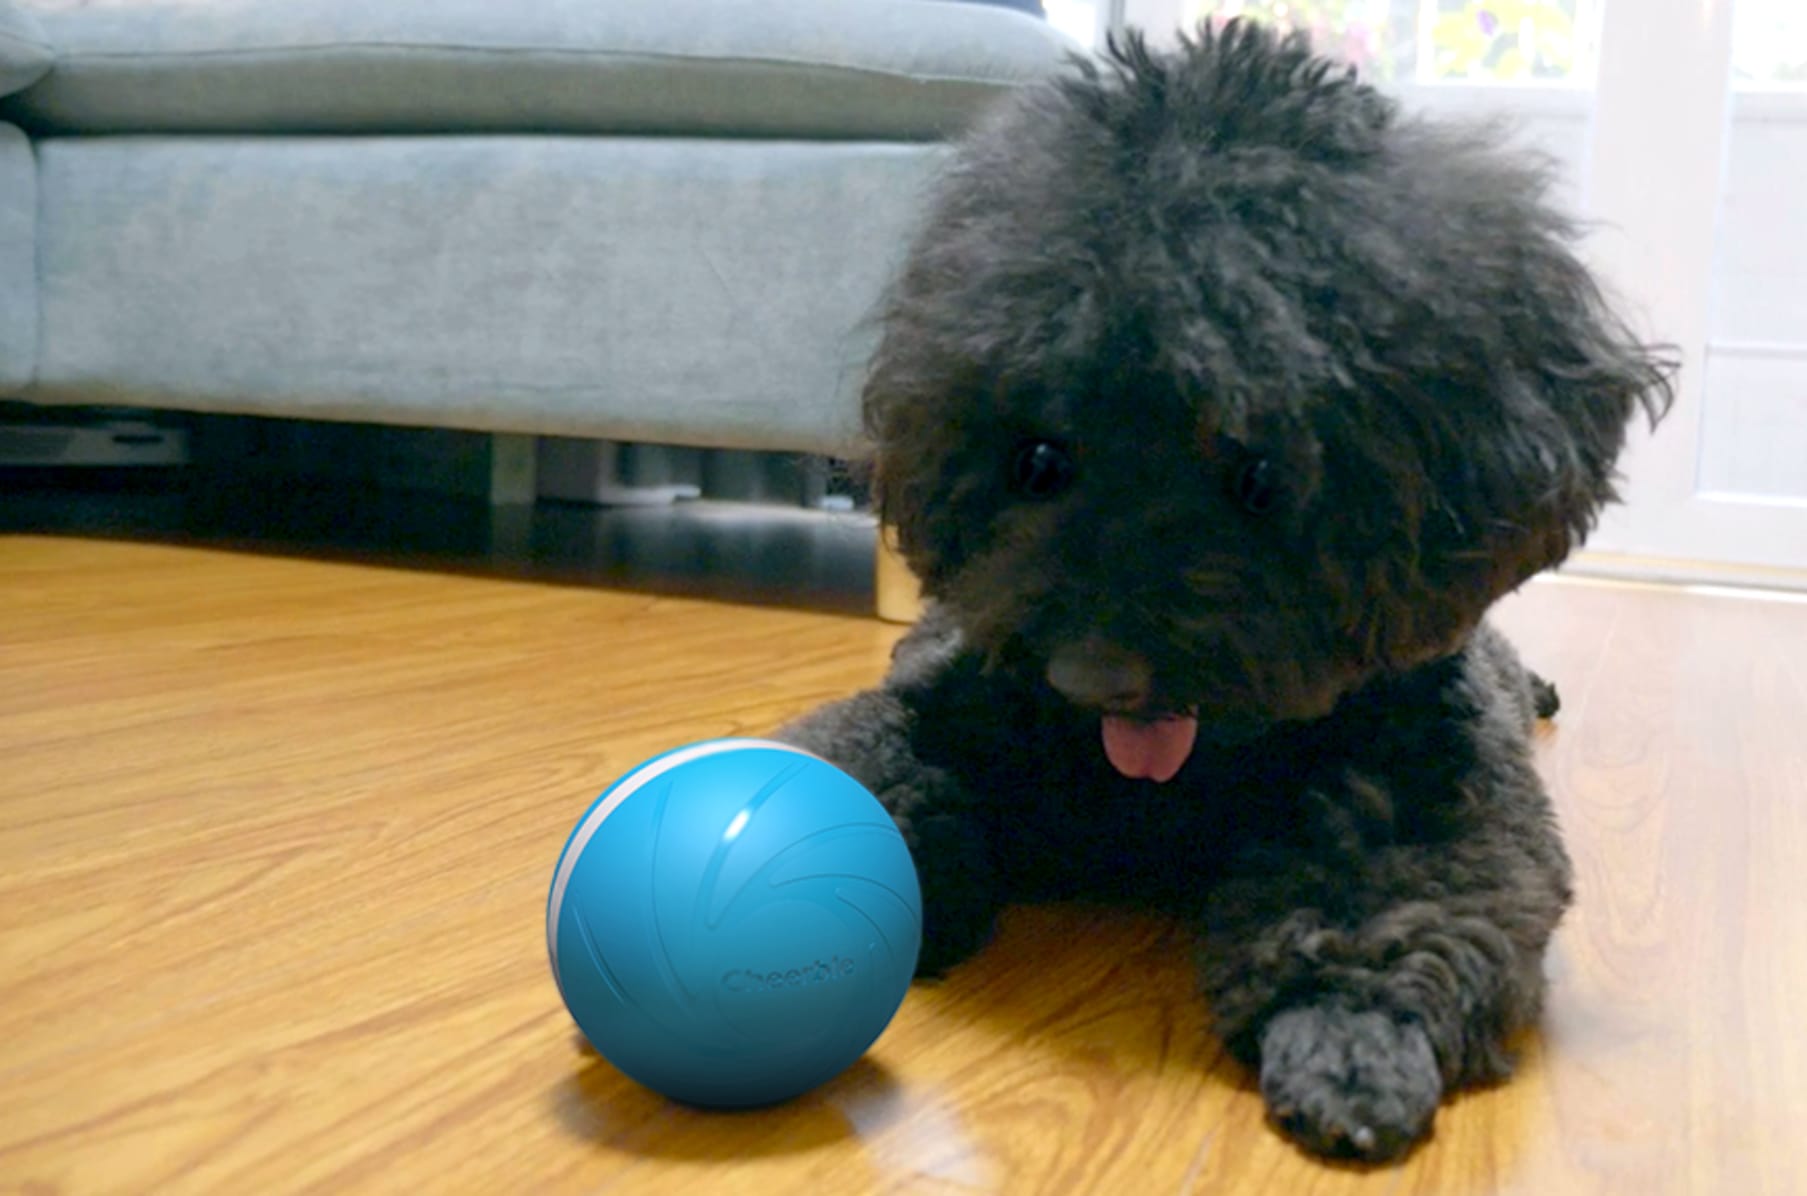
[777,687,1001,976]
[1193,755,1573,1162]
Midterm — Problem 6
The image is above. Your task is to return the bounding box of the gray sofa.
[0,0,1073,459]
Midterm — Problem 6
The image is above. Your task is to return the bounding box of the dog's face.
[867,24,1671,756]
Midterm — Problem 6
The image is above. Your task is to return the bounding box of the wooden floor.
[3,533,1805,1196]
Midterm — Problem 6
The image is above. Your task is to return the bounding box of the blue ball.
[546,738,922,1108]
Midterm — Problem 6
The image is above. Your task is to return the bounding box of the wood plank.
[2,535,1804,1195]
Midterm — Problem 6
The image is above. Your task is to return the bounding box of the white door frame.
[1574,0,1807,586]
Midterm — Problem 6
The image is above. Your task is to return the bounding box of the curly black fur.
[781,21,1671,1163]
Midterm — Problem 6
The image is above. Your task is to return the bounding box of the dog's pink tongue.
[1101,714,1199,783]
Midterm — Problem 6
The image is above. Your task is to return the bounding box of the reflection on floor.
[0,466,880,616]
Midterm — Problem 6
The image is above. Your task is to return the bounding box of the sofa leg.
[484,433,536,559]
[487,433,538,506]
[535,438,701,507]
[875,525,924,625]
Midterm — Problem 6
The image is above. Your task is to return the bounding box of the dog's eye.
[1010,440,1075,500]
[1232,456,1279,515]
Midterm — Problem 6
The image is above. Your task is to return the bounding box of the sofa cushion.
[3,0,1076,138]
[30,135,947,453]
[0,0,53,99]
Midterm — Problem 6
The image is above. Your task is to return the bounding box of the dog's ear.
[859,351,979,597]
[1340,137,1677,670]
[1401,214,1677,657]
[1460,235,1675,594]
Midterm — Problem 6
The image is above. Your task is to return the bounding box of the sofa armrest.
[4,0,1072,138]
[0,0,54,99]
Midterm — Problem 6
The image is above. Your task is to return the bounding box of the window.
[1046,0,1105,48]
[1182,1,1598,84]
[1732,0,1807,87]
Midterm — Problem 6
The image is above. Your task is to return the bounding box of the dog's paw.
[905,812,1000,978]
[1258,1004,1442,1163]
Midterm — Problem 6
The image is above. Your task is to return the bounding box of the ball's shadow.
[551,1033,902,1161]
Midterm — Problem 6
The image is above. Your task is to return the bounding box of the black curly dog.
[780,22,1672,1162]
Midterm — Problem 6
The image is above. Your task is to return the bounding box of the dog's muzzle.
[1046,638,1153,710]
[1046,638,1199,784]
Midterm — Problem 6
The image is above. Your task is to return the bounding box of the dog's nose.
[1045,638,1153,710]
